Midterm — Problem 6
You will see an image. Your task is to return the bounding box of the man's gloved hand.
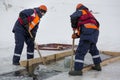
[72,33,80,39]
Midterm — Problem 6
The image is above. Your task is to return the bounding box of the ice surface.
[44,61,120,80]
[0,0,120,79]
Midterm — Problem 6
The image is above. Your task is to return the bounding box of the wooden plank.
[20,50,72,67]
[19,50,120,76]
[82,56,120,72]
[55,51,72,60]
[101,56,120,66]
[20,50,120,67]
[100,51,120,56]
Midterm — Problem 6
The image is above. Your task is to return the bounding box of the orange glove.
[72,33,80,39]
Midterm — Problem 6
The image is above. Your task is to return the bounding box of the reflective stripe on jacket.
[29,9,40,29]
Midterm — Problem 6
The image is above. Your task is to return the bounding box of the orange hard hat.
[76,3,83,9]
[39,5,47,12]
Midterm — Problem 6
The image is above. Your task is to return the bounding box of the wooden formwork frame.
[20,50,120,74]
[100,51,120,56]
[83,51,120,72]
[83,56,120,72]
[20,50,73,67]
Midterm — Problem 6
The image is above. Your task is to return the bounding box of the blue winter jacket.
[70,6,99,43]
[12,8,42,37]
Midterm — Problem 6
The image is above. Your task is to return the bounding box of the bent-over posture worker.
[12,5,47,65]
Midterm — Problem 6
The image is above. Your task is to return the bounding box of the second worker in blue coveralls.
[69,3,102,76]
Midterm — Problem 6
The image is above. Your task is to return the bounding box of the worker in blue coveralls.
[12,5,47,65]
[69,3,102,76]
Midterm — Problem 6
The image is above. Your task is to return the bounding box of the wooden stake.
[70,30,75,71]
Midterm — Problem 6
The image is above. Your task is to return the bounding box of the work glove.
[72,33,80,39]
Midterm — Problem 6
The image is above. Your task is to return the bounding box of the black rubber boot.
[68,70,83,76]
[92,64,102,71]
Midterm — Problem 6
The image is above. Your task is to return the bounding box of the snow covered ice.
[0,0,120,80]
